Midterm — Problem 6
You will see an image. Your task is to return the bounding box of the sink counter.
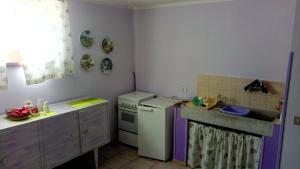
[180,105,277,137]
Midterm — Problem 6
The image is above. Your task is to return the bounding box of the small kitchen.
[0,0,300,169]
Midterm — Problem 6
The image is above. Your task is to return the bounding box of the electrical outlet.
[179,85,189,100]
[183,87,188,93]
[294,116,300,126]
[179,85,188,94]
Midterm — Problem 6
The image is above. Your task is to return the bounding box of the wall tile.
[197,74,284,112]
[250,93,267,109]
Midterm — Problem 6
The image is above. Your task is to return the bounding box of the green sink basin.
[67,98,106,108]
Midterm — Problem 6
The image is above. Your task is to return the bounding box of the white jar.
[43,101,50,113]
[37,99,44,112]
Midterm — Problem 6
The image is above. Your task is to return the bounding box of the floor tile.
[151,162,180,169]
[119,148,139,161]
[125,158,155,169]
[102,156,131,169]
[142,157,161,165]
[114,144,133,153]
[99,166,111,169]
[119,166,131,169]
[99,143,191,169]
[100,145,120,158]
[99,155,109,166]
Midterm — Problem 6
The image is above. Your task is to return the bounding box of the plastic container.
[220,105,250,116]
[193,97,203,107]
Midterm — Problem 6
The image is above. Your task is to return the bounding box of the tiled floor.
[99,143,191,169]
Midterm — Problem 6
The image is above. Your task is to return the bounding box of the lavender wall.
[173,107,188,163]
[280,0,300,168]
[134,0,296,99]
[0,0,135,140]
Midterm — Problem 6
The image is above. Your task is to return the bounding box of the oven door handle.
[140,107,154,112]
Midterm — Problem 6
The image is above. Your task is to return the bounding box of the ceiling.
[82,0,230,9]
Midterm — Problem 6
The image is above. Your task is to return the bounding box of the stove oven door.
[118,109,138,134]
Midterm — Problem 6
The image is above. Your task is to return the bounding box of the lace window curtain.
[0,0,75,87]
[0,60,8,90]
[188,122,262,169]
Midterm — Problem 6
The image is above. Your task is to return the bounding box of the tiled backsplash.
[197,74,285,112]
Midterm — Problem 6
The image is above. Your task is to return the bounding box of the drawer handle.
[70,133,74,138]
[83,129,89,134]
[1,158,8,165]
[140,108,154,112]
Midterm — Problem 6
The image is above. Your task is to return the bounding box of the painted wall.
[280,0,300,168]
[0,0,135,140]
[134,0,296,99]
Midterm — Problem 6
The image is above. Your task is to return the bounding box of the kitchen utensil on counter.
[202,96,218,110]
[43,101,50,113]
[23,100,33,109]
[193,96,203,107]
[244,79,268,94]
[37,99,44,112]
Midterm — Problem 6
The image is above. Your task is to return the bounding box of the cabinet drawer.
[41,113,80,169]
[79,104,108,153]
[0,124,42,169]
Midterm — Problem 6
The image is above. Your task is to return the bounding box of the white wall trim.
[134,0,234,10]
[80,0,134,9]
[80,0,234,10]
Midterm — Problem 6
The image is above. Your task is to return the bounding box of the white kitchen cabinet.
[0,124,42,169]
[79,104,109,153]
[41,113,81,169]
[0,97,109,169]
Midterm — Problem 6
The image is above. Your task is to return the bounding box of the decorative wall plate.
[80,54,95,71]
[102,37,114,54]
[100,58,113,74]
[80,30,93,47]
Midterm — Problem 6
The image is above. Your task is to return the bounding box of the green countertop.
[67,98,107,108]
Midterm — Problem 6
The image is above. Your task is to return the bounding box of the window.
[0,0,75,89]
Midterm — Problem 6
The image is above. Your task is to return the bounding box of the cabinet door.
[79,104,108,153]
[41,113,80,169]
[0,124,42,169]
[138,106,166,160]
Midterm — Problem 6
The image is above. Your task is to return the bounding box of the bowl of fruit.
[6,107,38,121]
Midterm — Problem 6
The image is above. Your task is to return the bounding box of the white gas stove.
[118,91,155,147]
